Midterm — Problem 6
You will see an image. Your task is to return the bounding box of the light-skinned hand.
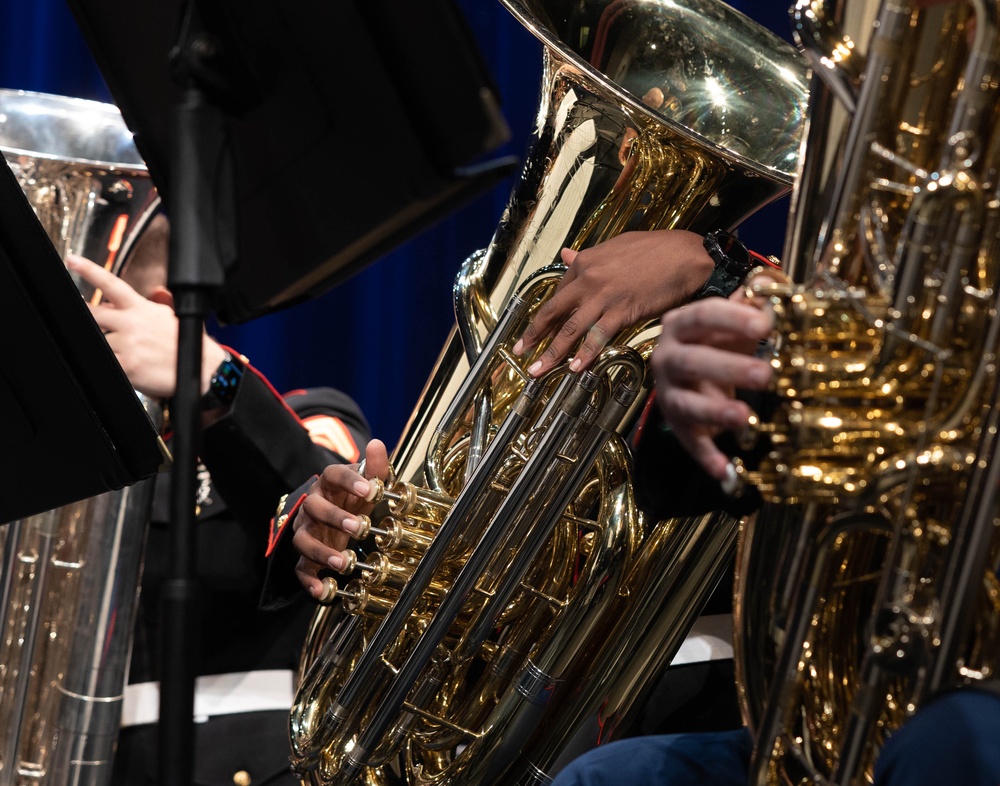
[67,254,227,399]
[651,294,774,482]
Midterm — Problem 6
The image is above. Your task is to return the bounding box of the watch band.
[694,229,755,300]
[200,351,245,410]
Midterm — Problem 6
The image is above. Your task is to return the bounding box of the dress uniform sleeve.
[200,367,371,540]
[259,474,317,610]
[199,369,372,610]
[632,392,764,522]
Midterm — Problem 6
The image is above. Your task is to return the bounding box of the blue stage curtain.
[0,0,793,443]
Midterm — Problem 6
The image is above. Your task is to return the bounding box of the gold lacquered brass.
[734,2,1000,784]
[290,2,808,784]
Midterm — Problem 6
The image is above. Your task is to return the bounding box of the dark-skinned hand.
[513,230,714,377]
[291,439,390,598]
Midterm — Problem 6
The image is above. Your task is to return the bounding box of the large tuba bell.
[291,2,807,785]
[733,1,1000,784]
[0,89,160,786]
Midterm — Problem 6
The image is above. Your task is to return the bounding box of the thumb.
[363,439,390,481]
[148,285,174,309]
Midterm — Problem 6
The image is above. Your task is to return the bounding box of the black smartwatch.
[200,351,244,410]
[694,229,755,299]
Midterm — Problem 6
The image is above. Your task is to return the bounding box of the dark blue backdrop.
[0,1,793,444]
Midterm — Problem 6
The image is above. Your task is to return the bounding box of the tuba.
[291,2,807,785]
[733,0,1000,784]
[0,90,160,786]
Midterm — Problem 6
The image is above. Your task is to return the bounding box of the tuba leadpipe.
[0,89,160,786]
[291,2,809,784]
[733,1,1000,784]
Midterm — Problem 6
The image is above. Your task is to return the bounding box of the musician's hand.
[513,230,714,377]
[67,255,227,399]
[651,295,773,482]
[291,439,390,598]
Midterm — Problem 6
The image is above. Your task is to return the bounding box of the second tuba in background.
[0,89,161,786]
[735,0,1000,784]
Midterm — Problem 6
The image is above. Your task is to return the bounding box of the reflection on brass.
[318,577,340,606]
[233,771,252,786]
[288,2,808,785]
[733,3,1000,784]
[0,90,161,786]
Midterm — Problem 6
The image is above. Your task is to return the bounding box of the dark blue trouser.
[551,688,1000,786]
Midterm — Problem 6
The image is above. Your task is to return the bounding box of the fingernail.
[513,339,524,356]
[328,552,345,571]
[528,360,543,377]
[352,479,370,497]
[720,463,739,496]
[342,518,359,535]
[569,357,582,372]
[65,255,82,269]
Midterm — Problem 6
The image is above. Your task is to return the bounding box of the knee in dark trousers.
[874,688,1000,786]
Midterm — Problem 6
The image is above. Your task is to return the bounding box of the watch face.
[710,230,752,276]
[199,355,244,411]
[210,357,244,405]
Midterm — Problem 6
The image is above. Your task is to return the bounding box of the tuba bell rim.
[0,87,148,171]
[498,0,808,186]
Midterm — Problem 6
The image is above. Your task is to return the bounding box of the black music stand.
[65,2,514,784]
[0,153,164,524]
[67,0,515,324]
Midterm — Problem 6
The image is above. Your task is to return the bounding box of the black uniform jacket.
[114,368,370,786]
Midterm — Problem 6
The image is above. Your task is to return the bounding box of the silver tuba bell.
[0,89,160,786]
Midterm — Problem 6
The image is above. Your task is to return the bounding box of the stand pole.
[159,59,232,783]
[159,288,205,786]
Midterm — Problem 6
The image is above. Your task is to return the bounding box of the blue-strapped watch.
[694,229,755,300]
[200,351,244,411]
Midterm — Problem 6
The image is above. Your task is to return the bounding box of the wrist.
[199,349,245,412]
[693,229,755,300]
[201,341,229,395]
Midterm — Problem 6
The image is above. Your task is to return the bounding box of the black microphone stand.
[159,6,237,784]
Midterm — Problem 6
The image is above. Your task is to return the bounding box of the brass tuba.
[291,2,807,785]
[0,89,161,786]
[733,0,1000,783]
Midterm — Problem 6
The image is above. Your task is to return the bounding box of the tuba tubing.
[734,1,1000,784]
[291,3,809,784]
[340,362,639,780]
